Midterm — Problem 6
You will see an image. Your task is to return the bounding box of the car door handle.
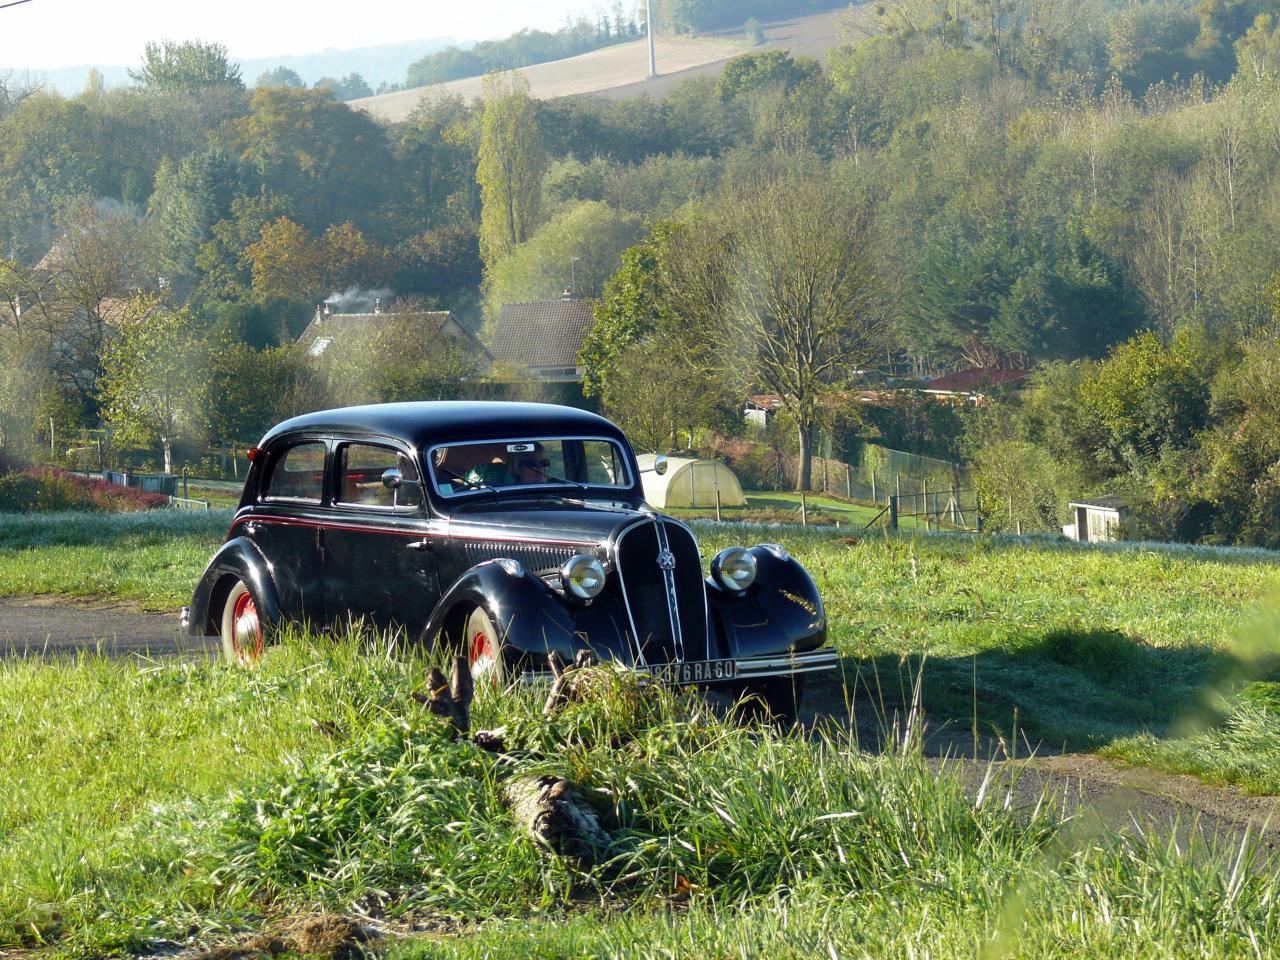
[406,539,431,551]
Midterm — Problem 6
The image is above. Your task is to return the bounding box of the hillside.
[349,5,863,120]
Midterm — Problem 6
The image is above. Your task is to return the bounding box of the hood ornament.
[657,549,676,571]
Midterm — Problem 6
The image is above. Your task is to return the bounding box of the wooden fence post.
[889,495,898,531]
[800,490,808,526]
[715,490,722,522]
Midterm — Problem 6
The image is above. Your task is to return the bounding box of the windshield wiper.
[436,466,498,497]
[542,472,589,493]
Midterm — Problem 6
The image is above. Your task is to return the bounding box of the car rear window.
[337,443,422,508]
[264,442,327,502]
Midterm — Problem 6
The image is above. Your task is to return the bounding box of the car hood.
[445,498,652,548]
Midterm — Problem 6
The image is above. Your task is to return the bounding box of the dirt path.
[799,669,1280,854]
[0,596,214,659]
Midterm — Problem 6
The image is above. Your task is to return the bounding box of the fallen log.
[502,774,611,862]
[417,651,614,859]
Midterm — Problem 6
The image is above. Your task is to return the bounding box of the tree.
[599,336,737,453]
[243,217,324,302]
[580,222,682,397]
[147,148,236,283]
[129,40,244,93]
[193,194,293,305]
[482,200,641,321]
[36,200,159,424]
[721,175,885,490]
[314,73,373,101]
[256,66,304,89]
[476,72,546,269]
[1234,13,1280,80]
[227,88,394,233]
[99,301,218,474]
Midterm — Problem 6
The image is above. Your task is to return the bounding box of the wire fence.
[805,444,970,503]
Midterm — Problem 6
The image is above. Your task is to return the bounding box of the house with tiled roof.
[297,302,491,369]
[920,367,1031,402]
[486,293,594,382]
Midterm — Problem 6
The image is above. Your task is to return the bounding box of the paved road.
[0,597,216,658]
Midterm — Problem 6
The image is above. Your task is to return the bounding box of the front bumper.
[728,647,839,680]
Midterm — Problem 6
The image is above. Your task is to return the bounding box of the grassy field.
[2,511,1280,954]
[2,637,1278,958]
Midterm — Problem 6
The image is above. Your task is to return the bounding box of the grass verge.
[2,636,1278,957]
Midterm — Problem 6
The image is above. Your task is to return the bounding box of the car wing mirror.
[640,454,668,476]
[382,468,422,489]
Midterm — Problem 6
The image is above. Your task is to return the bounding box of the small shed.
[1065,495,1130,543]
[637,455,747,509]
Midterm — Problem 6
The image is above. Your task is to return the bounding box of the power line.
[0,0,36,10]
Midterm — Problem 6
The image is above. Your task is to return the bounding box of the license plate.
[647,659,737,684]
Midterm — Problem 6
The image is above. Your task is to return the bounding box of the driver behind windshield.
[506,443,550,484]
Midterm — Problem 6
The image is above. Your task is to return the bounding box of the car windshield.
[430,437,632,497]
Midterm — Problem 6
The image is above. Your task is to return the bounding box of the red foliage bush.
[0,468,168,513]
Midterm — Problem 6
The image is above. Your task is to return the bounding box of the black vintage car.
[182,401,834,714]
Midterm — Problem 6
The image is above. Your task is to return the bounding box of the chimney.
[561,287,574,301]
[374,297,382,314]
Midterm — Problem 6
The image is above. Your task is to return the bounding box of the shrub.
[0,469,168,513]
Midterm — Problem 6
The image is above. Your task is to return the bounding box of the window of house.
[264,442,327,502]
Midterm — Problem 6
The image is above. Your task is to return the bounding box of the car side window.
[264,441,327,502]
[337,443,422,509]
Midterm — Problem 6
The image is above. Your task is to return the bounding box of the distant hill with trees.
[5,1,1280,545]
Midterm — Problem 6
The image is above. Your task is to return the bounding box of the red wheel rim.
[231,590,263,662]
[470,629,496,678]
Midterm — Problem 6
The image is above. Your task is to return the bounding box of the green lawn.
[2,638,1277,958]
[2,513,1280,954]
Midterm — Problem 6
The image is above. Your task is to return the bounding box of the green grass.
[0,509,230,608]
[2,638,1278,958]
[2,512,1279,788]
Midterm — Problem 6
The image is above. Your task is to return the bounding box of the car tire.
[464,606,505,683]
[742,676,806,726]
[220,579,265,665]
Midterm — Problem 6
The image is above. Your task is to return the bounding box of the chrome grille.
[614,518,707,665]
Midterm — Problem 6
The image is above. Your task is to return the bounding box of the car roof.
[259,401,627,452]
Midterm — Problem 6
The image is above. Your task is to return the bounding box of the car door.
[250,437,329,626]
[322,439,441,637]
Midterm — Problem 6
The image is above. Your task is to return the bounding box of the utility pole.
[646,0,657,78]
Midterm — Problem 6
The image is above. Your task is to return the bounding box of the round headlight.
[561,554,606,600]
[712,547,757,592]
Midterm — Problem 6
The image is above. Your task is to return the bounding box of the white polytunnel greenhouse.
[636,455,747,509]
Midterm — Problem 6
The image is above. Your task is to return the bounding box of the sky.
[2,0,612,69]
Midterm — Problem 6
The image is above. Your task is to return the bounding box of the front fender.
[706,544,827,660]
[187,537,281,640]
[422,559,637,669]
